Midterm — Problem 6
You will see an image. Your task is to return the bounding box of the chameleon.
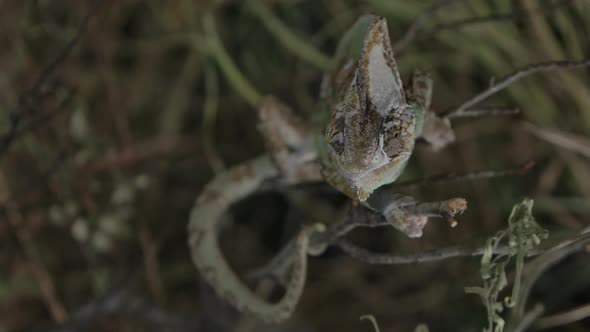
[188,15,463,323]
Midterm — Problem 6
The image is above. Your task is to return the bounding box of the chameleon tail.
[188,155,323,323]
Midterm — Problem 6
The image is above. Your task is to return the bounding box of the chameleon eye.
[384,132,403,157]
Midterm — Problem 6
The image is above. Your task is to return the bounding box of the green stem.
[202,61,225,172]
[247,1,335,71]
[201,13,261,107]
[505,251,524,308]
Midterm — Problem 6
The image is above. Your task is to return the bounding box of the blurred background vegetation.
[0,0,589,331]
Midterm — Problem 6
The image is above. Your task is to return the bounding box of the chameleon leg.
[409,69,433,113]
[409,69,456,149]
[366,189,467,238]
[381,195,467,238]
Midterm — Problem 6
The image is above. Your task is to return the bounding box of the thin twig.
[447,107,520,119]
[513,303,545,332]
[201,12,261,107]
[525,122,590,159]
[0,87,75,158]
[139,227,167,305]
[446,58,590,117]
[337,239,510,265]
[28,0,99,98]
[81,136,197,174]
[0,172,68,323]
[390,161,535,190]
[360,315,381,332]
[338,226,590,266]
[536,302,590,330]
[1,1,98,156]
[202,60,226,172]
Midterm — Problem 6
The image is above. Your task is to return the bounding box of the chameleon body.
[188,15,438,324]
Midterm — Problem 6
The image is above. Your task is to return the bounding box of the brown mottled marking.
[229,161,256,182]
[197,190,222,205]
[189,229,206,248]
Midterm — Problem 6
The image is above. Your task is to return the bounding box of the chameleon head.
[321,16,418,201]
[321,103,417,201]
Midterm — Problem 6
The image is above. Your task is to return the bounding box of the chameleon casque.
[188,15,464,323]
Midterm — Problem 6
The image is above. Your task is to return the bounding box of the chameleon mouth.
[338,152,406,178]
[337,153,410,201]
[321,164,370,201]
[321,137,411,202]
[354,187,371,201]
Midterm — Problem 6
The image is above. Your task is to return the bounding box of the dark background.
[1,1,589,331]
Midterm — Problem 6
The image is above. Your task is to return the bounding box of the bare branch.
[536,302,590,330]
[0,87,75,157]
[513,303,545,332]
[338,226,590,266]
[389,162,535,190]
[447,107,520,119]
[337,239,509,265]
[27,0,98,99]
[0,1,99,156]
[446,58,590,118]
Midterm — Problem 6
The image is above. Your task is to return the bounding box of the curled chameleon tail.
[188,155,326,323]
